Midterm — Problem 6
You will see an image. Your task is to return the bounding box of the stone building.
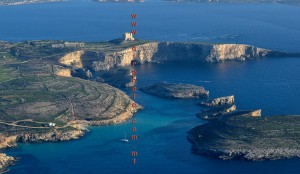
[123,32,135,41]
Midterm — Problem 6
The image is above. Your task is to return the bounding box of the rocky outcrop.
[0,136,17,171]
[0,129,84,172]
[140,82,209,99]
[59,51,84,68]
[196,95,261,120]
[221,109,262,118]
[188,115,300,161]
[197,105,236,120]
[208,44,270,62]
[17,129,85,142]
[0,135,17,149]
[246,109,261,117]
[200,95,234,107]
[0,153,16,172]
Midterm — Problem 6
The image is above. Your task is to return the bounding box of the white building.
[123,32,135,41]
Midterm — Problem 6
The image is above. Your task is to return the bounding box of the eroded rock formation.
[200,95,235,107]
[0,153,16,172]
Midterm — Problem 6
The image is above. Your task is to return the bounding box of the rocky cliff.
[59,51,84,68]
[0,136,17,171]
[0,153,16,172]
[0,135,17,149]
[150,42,273,63]
[200,95,235,107]
[0,129,83,172]
[16,129,85,143]
[91,42,159,71]
[59,42,296,71]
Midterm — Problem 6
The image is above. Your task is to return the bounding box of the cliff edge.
[58,42,299,71]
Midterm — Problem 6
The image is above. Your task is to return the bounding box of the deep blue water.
[1,0,300,174]
[0,0,300,51]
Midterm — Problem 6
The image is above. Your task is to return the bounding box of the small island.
[189,96,300,161]
[140,82,209,99]
[188,114,300,161]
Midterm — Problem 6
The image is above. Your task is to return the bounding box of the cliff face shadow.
[151,42,212,63]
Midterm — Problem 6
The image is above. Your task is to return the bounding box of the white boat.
[121,132,129,142]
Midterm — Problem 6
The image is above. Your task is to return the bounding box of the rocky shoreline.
[140,82,209,99]
[0,129,84,172]
[189,96,299,161]
[0,153,16,173]
[188,115,300,161]
[199,95,234,107]
[0,96,140,170]
[0,104,138,171]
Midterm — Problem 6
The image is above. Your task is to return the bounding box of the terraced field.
[0,75,137,134]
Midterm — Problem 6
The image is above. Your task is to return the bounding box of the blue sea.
[1,0,300,173]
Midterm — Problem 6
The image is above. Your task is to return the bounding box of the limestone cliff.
[200,95,235,107]
[245,109,261,117]
[150,42,278,63]
[0,153,16,172]
[91,42,159,71]
[0,130,83,172]
[208,44,270,62]
[0,135,17,149]
[59,51,84,68]
[16,129,85,142]
[59,42,295,71]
